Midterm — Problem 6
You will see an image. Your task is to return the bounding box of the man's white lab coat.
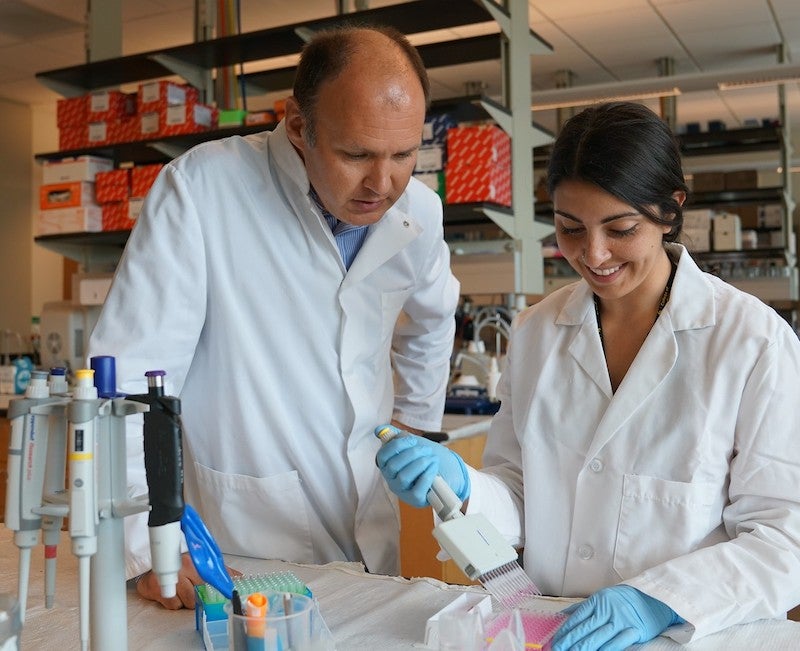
[467,244,800,642]
[88,122,459,579]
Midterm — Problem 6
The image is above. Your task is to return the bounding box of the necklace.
[593,259,677,350]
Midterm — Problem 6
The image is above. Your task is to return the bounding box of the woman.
[377,102,800,650]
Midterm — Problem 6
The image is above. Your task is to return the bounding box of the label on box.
[40,181,96,210]
[415,145,444,172]
[88,122,109,144]
[141,81,187,106]
[141,112,160,136]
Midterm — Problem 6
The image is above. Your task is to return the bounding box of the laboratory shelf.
[686,187,784,207]
[678,127,782,157]
[35,0,496,95]
[243,34,503,94]
[691,247,789,263]
[34,123,277,165]
[34,230,130,267]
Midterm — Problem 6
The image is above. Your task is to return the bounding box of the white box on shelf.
[713,213,742,251]
[42,155,114,184]
[36,206,102,235]
[681,227,711,252]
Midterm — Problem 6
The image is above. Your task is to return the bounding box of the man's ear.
[284,96,305,150]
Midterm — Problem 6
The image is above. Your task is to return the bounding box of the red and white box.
[137,81,197,113]
[245,110,276,126]
[445,125,511,207]
[141,103,214,138]
[101,200,139,231]
[42,155,113,184]
[130,164,164,198]
[58,126,88,152]
[39,182,96,210]
[88,90,136,122]
[108,117,141,144]
[95,169,130,203]
[36,206,102,235]
[56,96,88,128]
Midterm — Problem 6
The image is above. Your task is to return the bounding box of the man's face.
[286,67,426,226]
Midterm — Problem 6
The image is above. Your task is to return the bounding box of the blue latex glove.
[549,585,683,651]
[375,429,470,508]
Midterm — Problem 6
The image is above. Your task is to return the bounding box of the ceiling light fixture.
[531,61,800,111]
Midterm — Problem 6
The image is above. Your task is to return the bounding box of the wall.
[30,104,63,322]
[0,98,32,346]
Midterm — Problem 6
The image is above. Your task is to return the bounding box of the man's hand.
[135,553,242,610]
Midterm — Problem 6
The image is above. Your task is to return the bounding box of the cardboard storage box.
[58,126,88,151]
[56,96,88,128]
[36,206,102,235]
[101,200,139,231]
[39,182,96,210]
[724,169,759,190]
[445,124,511,206]
[691,171,725,193]
[95,169,130,203]
[42,156,113,184]
[713,213,742,251]
[88,90,136,122]
[130,164,164,198]
[137,81,196,112]
[681,227,711,252]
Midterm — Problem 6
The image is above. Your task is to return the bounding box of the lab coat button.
[589,458,603,473]
[578,544,594,560]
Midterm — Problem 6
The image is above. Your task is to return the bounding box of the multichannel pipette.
[375,424,542,609]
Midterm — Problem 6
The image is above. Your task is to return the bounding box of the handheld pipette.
[42,367,69,608]
[5,371,52,622]
[68,369,101,651]
[128,370,184,599]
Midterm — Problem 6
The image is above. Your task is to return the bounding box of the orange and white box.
[36,206,102,235]
[130,164,164,198]
[43,155,113,184]
[445,125,511,207]
[102,200,139,231]
[88,90,136,122]
[58,126,88,152]
[95,169,130,203]
[39,182,96,210]
[137,81,197,113]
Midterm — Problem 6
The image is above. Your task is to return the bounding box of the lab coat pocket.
[613,474,717,580]
[192,462,315,564]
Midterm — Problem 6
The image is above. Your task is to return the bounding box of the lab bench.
[2,526,799,650]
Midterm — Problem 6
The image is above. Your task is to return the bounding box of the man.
[88,25,459,608]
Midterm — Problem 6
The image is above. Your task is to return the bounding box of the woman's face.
[553,179,673,302]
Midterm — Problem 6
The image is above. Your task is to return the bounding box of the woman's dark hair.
[547,101,689,241]
[293,25,430,145]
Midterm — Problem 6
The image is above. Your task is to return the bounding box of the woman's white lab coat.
[88,122,459,579]
[467,244,800,642]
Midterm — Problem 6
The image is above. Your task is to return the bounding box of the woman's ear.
[672,190,687,207]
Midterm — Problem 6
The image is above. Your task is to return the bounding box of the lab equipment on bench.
[375,425,541,609]
[3,355,192,650]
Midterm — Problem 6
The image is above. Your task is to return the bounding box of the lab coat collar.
[268,120,424,282]
[557,242,718,456]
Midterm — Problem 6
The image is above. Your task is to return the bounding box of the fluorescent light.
[533,88,680,111]
[531,61,800,111]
